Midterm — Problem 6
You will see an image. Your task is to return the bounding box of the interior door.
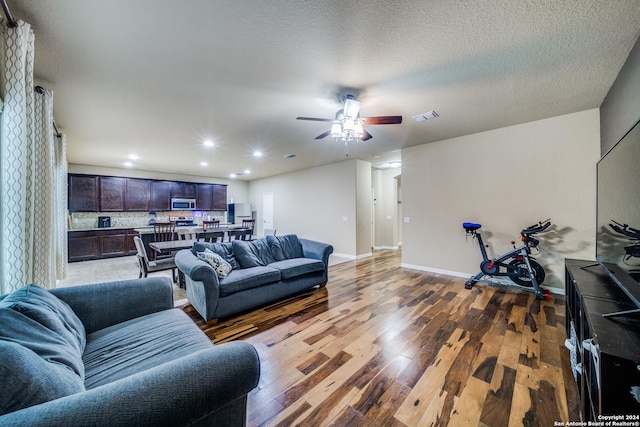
[263,192,274,234]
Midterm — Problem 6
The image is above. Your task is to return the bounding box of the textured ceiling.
[9,0,640,180]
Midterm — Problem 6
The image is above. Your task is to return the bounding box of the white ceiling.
[9,0,640,180]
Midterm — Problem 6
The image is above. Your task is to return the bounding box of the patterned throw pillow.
[197,249,232,279]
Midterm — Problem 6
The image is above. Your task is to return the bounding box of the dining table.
[149,239,198,256]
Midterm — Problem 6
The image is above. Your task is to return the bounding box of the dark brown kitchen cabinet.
[125,178,150,211]
[196,184,214,211]
[170,181,196,199]
[68,229,139,262]
[98,229,128,257]
[212,184,227,210]
[68,174,98,212]
[68,231,99,261]
[149,180,172,212]
[99,176,125,211]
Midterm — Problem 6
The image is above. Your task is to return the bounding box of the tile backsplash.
[70,211,227,230]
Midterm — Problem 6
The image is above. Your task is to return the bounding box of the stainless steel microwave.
[171,198,196,210]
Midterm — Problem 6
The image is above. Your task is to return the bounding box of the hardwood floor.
[182,249,581,426]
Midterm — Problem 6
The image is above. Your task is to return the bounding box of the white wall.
[401,109,600,290]
[248,159,364,257]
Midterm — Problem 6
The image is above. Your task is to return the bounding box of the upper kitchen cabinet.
[99,176,125,211]
[125,178,150,211]
[68,174,98,212]
[196,184,214,211]
[212,184,227,211]
[149,180,172,212]
[170,181,196,199]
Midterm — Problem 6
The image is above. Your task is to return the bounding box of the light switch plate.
[404,217,411,223]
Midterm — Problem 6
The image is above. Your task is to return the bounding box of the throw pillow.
[197,249,233,279]
[231,239,276,268]
[193,241,239,270]
[267,234,304,261]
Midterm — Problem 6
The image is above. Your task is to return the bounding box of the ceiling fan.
[297,94,402,143]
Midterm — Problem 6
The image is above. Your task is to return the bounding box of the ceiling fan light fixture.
[331,122,342,138]
[343,98,360,119]
[354,122,364,138]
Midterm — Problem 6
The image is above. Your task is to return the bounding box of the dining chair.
[228,228,252,241]
[196,230,225,243]
[153,222,175,259]
[134,236,177,283]
[241,219,256,240]
[202,220,220,230]
[176,229,198,240]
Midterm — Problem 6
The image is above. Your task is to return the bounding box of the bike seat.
[463,222,482,231]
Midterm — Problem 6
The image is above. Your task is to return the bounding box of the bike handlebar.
[521,219,551,236]
[610,220,640,239]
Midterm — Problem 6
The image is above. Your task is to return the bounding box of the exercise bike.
[462,218,552,300]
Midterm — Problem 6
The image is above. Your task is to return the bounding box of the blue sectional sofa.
[175,234,333,322]
[0,277,260,426]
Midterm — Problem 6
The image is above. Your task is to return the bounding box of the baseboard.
[400,263,470,278]
[400,263,565,295]
[373,245,399,250]
[331,252,373,260]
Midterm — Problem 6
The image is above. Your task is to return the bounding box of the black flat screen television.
[596,117,640,317]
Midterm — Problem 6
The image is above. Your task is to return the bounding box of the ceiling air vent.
[413,111,439,122]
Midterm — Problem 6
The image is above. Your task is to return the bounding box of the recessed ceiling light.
[389,161,401,168]
[229,173,237,178]
[244,169,251,174]
[200,161,208,166]
[284,153,296,158]
[204,140,214,147]
[123,161,133,167]
[128,154,139,160]
[253,151,262,157]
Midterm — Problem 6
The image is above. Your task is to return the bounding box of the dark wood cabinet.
[68,174,98,212]
[68,174,227,212]
[212,184,227,211]
[125,178,150,211]
[98,229,128,257]
[565,259,640,420]
[196,184,214,211]
[68,231,100,261]
[68,228,140,262]
[99,176,125,211]
[170,181,196,199]
[149,180,172,212]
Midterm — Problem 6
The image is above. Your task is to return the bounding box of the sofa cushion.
[0,340,85,416]
[232,239,276,268]
[268,258,326,280]
[197,248,233,279]
[83,309,213,389]
[267,234,304,261]
[193,241,239,270]
[0,284,86,354]
[218,266,280,297]
[0,285,87,415]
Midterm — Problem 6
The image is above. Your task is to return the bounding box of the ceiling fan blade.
[315,130,331,140]
[362,115,403,125]
[296,116,333,122]
[361,130,373,141]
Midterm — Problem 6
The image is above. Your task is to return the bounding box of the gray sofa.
[175,234,333,322]
[0,277,260,426]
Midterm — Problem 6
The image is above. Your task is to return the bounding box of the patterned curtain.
[0,20,67,294]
